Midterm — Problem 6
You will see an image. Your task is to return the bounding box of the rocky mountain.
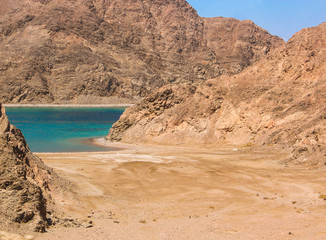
[0,103,60,232]
[107,22,326,166]
[0,0,283,104]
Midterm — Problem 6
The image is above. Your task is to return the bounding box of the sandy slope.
[29,143,326,240]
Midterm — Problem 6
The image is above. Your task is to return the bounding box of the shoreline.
[32,138,132,154]
[3,104,134,108]
[88,137,139,151]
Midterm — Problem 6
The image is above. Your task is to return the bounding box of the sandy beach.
[31,143,326,240]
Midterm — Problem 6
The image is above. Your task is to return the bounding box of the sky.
[187,0,326,41]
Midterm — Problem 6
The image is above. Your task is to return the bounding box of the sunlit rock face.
[107,22,326,166]
[0,0,283,104]
[0,103,59,232]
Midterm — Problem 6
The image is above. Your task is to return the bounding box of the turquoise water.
[5,107,125,152]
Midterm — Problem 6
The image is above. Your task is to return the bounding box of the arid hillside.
[107,22,326,165]
[0,103,65,233]
[0,0,283,104]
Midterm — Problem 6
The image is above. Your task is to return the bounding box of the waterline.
[6,107,125,152]
[4,104,134,108]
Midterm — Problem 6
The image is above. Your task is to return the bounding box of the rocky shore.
[107,22,326,166]
[0,0,325,238]
[0,103,69,233]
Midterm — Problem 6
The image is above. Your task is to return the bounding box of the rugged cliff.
[0,0,283,104]
[107,22,326,165]
[0,103,60,232]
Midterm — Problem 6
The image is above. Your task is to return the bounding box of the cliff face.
[0,0,283,104]
[0,103,57,232]
[107,22,326,165]
[204,17,284,74]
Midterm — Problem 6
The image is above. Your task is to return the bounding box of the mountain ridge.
[0,0,284,103]
[107,21,326,166]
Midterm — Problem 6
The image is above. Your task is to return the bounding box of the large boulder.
[0,103,58,232]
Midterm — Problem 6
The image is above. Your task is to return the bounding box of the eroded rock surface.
[0,0,283,104]
[0,103,59,232]
[107,22,326,166]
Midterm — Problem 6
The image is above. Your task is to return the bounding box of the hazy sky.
[187,0,326,41]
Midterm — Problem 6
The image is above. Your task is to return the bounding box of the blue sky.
[187,0,326,41]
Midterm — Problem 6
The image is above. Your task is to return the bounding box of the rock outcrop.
[107,22,326,166]
[0,0,283,104]
[0,103,58,232]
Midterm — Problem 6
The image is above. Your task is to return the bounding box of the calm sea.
[5,107,125,152]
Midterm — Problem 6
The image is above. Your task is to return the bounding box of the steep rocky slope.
[107,22,326,165]
[0,0,283,104]
[0,103,61,232]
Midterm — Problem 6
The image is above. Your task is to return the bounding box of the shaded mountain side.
[107,22,326,166]
[0,103,64,232]
[0,0,283,104]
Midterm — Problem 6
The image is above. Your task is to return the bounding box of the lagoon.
[5,107,125,152]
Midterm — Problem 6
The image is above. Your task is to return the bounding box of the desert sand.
[31,142,326,240]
